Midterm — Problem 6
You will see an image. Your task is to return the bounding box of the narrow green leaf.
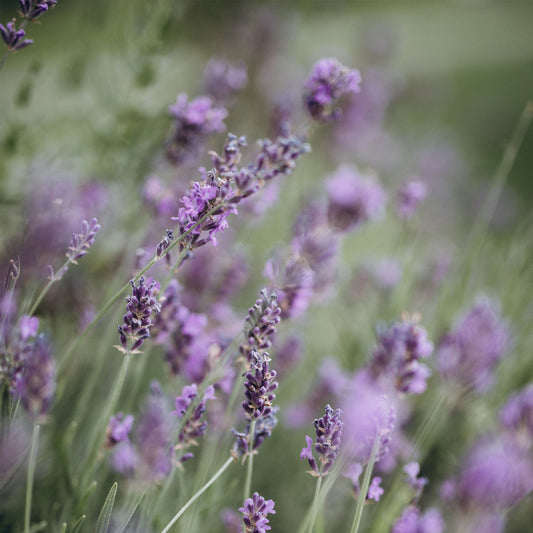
[71,515,86,533]
[115,489,146,533]
[28,521,47,533]
[58,523,67,533]
[96,482,118,533]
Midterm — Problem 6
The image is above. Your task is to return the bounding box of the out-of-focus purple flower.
[437,298,510,393]
[15,335,55,419]
[0,20,33,51]
[117,277,161,353]
[404,462,428,502]
[242,351,278,421]
[65,218,100,264]
[361,258,403,291]
[106,413,134,446]
[18,0,57,20]
[341,370,396,465]
[301,405,343,477]
[18,315,39,341]
[142,175,177,218]
[221,508,242,533]
[368,476,384,501]
[110,440,138,477]
[239,289,281,362]
[304,58,361,122]
[167,93,228,165]
[135,383,173,482]
[344,462,384,502]
[325,165,386,232]
[456,435,533,511]
[500,383,533,449]
[202,58,248,103]
[173,384,216,462]
[391,506,445,533]
[396,179,427,220]
[239,492,275,533]
[370,316,434,395]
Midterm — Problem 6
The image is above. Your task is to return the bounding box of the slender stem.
[28,259,71,316]
[243,419,257,501]
[307,474,323,533]
[350,435,381,533]
[24,423,40,533]
[160,456,234,533]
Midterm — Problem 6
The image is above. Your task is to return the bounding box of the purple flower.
[304,58,361,121]
[301,405,343,477]
[370,316,434,395]
[18,0,57,20]
[18,315,39,341]
[239,492,275,533]
[117,277,161,353]
[233,407,279,458]
[457,435,533,511]
[0,21,33,51]
[15,335,55,418]
[437,298,510,393]
[202,58,248,102]
[325,165,386,232]
[403,462,428,502]
[392,506,445,533]
[396,179,427,220]
[167,93,228,165]
[110,440,138,476]
[239,289,281,362]
[65,217,100,264]
[500,383,533,448]
[242,351,278,421]
[106,413,134,446]
[368,476,384,501]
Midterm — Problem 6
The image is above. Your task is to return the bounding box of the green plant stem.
[307,474,323,533]
[160,456,234,533]
[243,419,257,501]
[28,259,70,316]
[350,434,381,533]
[24,423,40,533]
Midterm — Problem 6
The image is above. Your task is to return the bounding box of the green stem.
[160,456,234,533]
[350,434,381,533]
[243,419,257,501]
[24,423,40,533]
[307,474,323,533]
[28,259,70,317]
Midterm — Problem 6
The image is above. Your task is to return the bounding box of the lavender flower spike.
[18,1,57,21]
[242,350,278,420]
[66,218,100,264]
[304,58,361,121]
[0,21,33,51]
[301,405,343,477]
[117,277,161,353]
[239,492,276,533]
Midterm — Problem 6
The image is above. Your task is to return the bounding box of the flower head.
[242,351,278,421]
[203,58,248,102]
[304,58,361,121]
[0,20,33,51]
[65,217,100,264]
[392,506,445,533]
[18,0,57,20]
[106,413,134,446]
[396,179,427,220]
[239,492,275,533]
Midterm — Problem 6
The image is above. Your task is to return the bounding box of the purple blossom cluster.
[239,289,281,362]
[0,21,32,51]
[202,58,248,103]
[166,93,228,165]
[239,492,276,533]
[343,462,384,502]
[370,316,434,395]
[301,405,343,477]
[65,217,100,264]
[500,383,533,449]
[391,506,445,533]
[304,58,361,121]
[173,383,216,463]
[106,413,134,447]
[18,0,57,20]
[437,298,510,393]
[396,179,427,220]
[117,277,161,353]
[242,351,278,421]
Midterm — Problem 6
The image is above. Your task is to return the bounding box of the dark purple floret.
[396,179,427,220]
[233,407,279,458]
[301,405,343,477]
[239,492,276,533]
[239,289,281,362]
[106,413,134,446]
[370,316,433,395]
[325,165,386,232]
[500,383,533,448]
[15,335,55,419]
[437,298,510,393]
[166,93,228,165]
[65,217,100,264]
[117,276,161,353]
[242,351,278,420]
[304,57,361,122]
[0,21,33,51]
[18,1,57,20]
[202,57,248,103]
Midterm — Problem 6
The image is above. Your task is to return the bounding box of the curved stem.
[243,419,257,501]
[350,434,381,533]
[307,474,323,533]
[160,456,234,533]
[24,423,40,533]
[28,259,71,316]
